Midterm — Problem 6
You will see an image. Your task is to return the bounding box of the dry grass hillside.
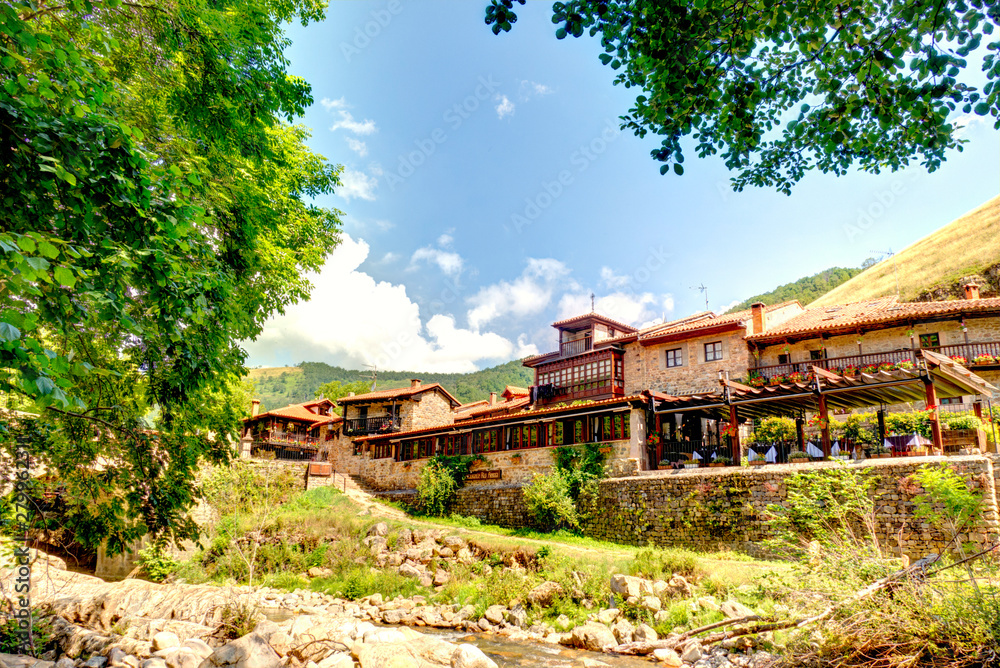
[812,195,1000,306]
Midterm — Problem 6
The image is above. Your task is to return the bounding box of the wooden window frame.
[704,341,723,362]
[665,348,683,368]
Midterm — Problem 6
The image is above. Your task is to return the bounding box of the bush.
[417,460,457,517]
[137,543,180,582]
[217,597,260,640]
[943,414,984,431]
[748,417,796,443]
[523,471,579,532]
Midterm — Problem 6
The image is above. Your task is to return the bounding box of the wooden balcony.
[344,415,401,436]
[751,341,1000,379]
[559,337,592,357]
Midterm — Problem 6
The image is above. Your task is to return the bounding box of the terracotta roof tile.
[454,396,531,421]
[502,385,529,398]
[639,302,801,342]
[249,402,340,426]
[550,311,639,333]
[336,382,461,407]
[747,297,1000,341]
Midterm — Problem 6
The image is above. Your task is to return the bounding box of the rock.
[57,658,77,668]
[610,617,635,643]
[433,570,450,586]
[398,562,423,579]
[307,567,333,578]
[381,609,405,625]
[357,637,455,668]
[609,574,652,600]
[315,654,353,668]
[442,536,465,551]
[570,622,617,652]
[554,615,571,631]
[720,600,756,619]
[653,610,670,624]
[363,628,409,644]
[202,632,281,668]
[418,574,434,588]
[162,650,200,668]
[396,528,413,547]
[456,548,473,562]
[697,597,720,611]
[633,623,658,643]
[182,639,213,660]
[107,649,128,666]
[641,596,662,612]
[484,605,506,625]
[652,648,683,667]
[450,644,499,668]
[527,581,564,608]
[140,660,166,668]
[680,641,703,663]
[367,522,388,537]
[84,658,108,668]
[666,574,693,598]
[505,604,527,628]
[151,632,180,652]
[122,658,140,668]
[596,608,620,625]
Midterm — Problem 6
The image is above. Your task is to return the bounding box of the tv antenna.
[869,248,900,297]
[691,283,709,310]
[363,363,377,391]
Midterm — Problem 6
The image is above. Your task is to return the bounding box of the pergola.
[650,350,997,460]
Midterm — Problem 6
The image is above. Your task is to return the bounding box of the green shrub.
[912,465,983,556]
[137,543,180,582]
[0,613,55,656]
[417,460,457,517]
[943,414,984,431]
[523,471,579,532]
[748,416,796,443]
[629,547,697,580]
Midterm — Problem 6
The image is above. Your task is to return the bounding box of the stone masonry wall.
[402,391,455,431]
[625,331,750,396]
[580,455,1000,559]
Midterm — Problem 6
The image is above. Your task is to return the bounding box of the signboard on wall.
[465,470,502,482]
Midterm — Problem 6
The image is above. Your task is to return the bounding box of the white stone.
[450,644,499,668]
[151,632,180,652]
[652,648,682,667]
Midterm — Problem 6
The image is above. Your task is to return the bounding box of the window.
[919,333,940,348]
[704,341,723,362]
[665,348,683,368]
[940,396,964,406]
[778,354,790,364]
[372,442,391,459]
[809,349,824,360]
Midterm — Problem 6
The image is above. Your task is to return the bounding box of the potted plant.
[683,459,699,469]
[768,375,786,386]
[510,452,523,463]
[787,371,807,383]
[973,354,996,365]
[861,364,880,374]
[840,365,859,376]
[747,375,767,388]
[788,450,811,463]
[950,355,968,365]
[710,456,732,468]
[869,444,891,459]
[658,459,673,470]
[896,360,915,370]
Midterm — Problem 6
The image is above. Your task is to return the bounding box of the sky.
[243,0,1000,374]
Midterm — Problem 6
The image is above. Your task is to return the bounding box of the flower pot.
[709,463,726,468]
[750,460,766,466]
[683,463,699,469]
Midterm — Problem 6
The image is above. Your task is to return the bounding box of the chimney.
[410,379,421,388]
[751,302,766,334]
[489,392,497,405]
[251,399,260,417]
[963,283,980,300]
[347,391,355,397]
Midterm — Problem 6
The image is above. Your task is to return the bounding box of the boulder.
[1,658,55,668]
[569,622,617,652]
[182,640,213,660]
[641,596,662,612]
[57,658,77,668]
[315,654,353,668]
[83,657,107,668]
[451,644,498,668]
[554,615,571,631]
[201,632,281,668]
[596,608,620,625]
[398,562,423,579]
[140,660,166,668]
[108,648,128,666]
[362,628,408,644]
[679,641,703,663]
[609,574,652,600]
[527,581,563,608]
[720,600,756,619]
[442,536,465,551]
[162,649,200,668]
[652,648,682,667]
[433,570,450,586]
[697,597,720,612]
[367,523,388,537]
[610,617,634,644]
[151,632,180,652]
[483,606,506,625]
[505,604,527,628]
[633,623,657,643]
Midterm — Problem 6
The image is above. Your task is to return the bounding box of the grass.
[812,195,1000,306]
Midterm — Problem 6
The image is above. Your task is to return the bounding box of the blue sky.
[243,0,1000,373]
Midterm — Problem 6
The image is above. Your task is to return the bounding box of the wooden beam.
[924,378,943,454]
[818,393,831,457]
[811,365,841,381]
[729,404,741,462]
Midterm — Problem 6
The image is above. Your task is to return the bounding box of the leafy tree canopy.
[1,0,341,552]
[485,0,1000,193]
[725,266,864,312]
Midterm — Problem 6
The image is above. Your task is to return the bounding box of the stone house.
[242,398,340,460]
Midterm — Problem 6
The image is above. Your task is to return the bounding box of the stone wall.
[402,391,455,431]
[625,331,750,396]
[580,455,1000,559]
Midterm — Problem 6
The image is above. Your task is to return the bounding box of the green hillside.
[725,267,864,313]
[248,358,533,412]
[813,196,1000,306]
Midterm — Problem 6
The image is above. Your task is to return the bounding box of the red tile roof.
[336,382,462,407]
[248,401,341,426]
[454,396,531,421]
[640,302,801,344]
[550,312,639,333]
[356,394,648,442]
[502,385,529,398]
[746,296,1000,342]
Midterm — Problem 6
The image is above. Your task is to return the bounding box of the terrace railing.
[344,415,401,436]
[559,337,592,357]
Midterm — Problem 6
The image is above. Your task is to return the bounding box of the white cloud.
[320,97,347,111]
[495,95,515,119]
[952,112,988,139]
[345,137,368,157]
[600,266,631,290]
[379,252,400,264]
[466,258,572,331]
[437,233,454,248]
[331,110,377,135]
[243,235,523,373]
[409,247,464,277]
[338,169,379,201]
[557,291,661,327]
[518,80,553,99]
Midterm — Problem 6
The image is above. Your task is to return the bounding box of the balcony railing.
[256,431,318,447]
[344,415,401,436]
[559,337,592,357]
[751,341,1000,379]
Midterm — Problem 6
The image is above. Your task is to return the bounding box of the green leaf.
[0,322,21,342]
[54,265,76,287]
[38,240,59,258]
[673,163,684,175]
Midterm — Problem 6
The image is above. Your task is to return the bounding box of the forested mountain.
[725,267,864,313]
[248,359,534,412]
